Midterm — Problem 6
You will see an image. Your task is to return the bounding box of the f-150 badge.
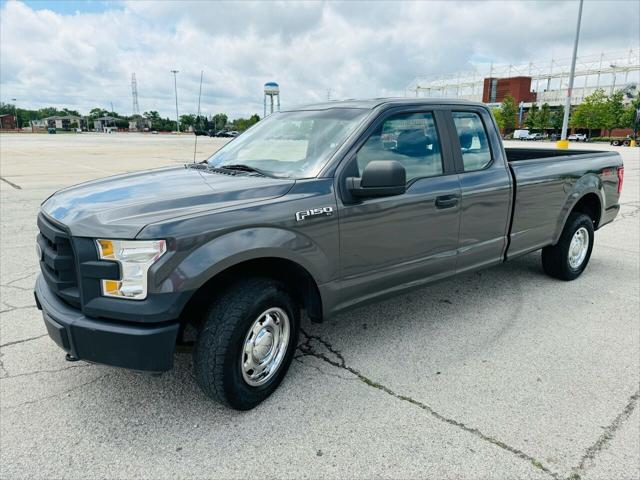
[296,207,334,222]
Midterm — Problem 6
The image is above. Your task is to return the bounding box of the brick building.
[482,76,537,104]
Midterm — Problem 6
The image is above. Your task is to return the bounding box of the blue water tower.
[264,82,280,117]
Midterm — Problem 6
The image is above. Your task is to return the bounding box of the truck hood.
[42,166,295,238]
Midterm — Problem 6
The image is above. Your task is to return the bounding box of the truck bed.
[504,147,623,259]
[505,147,602,162]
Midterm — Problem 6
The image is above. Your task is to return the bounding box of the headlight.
[96,239,167,300]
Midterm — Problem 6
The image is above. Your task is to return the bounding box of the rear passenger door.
[448,109,513,273]
[336,107,461,309]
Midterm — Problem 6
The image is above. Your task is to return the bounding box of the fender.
[551,173,604,245]
[157,227,333,295]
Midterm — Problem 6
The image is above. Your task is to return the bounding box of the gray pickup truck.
[35,98,624,410]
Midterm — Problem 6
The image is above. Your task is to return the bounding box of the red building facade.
[482,76,537,104]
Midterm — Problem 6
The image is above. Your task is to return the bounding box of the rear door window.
[452,112,492,171]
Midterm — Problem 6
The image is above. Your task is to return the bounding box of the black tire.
[193,278,299,410]
[541,212,594,281]
[612,140,620,146]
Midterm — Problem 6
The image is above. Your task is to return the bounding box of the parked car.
[34,98,624,410]
[568,133,588,142]
[610,136,639,147]
[209,130,230,137]
[513,129,530,140]
[524,132,544,141]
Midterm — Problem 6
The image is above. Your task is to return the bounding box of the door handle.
[435,194,459,209]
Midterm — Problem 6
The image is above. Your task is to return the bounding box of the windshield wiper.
[217,164,276,178]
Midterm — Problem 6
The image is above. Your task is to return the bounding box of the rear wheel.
[193,278,299,410]
[612,140,621,146]
[541,213,594,281]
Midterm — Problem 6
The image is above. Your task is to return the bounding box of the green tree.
[536,103,551,131]
[180,114,197,130]
[570,89,608,138]
[231,114,261,131]
[603,91,625,137]
[525,103,538,130]
[550,105,564,133]
[500,95,517,132]
[620,93,640,136]
[491,107,505,131]
[211,113,228,131]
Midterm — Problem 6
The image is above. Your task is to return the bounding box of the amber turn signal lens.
[103,280,120,294]
[97,239,114,258]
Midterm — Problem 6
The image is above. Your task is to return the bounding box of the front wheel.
[194,278,299,410]
[541,213,594,281]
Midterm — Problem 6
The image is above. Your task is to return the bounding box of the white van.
[513,129,530,139]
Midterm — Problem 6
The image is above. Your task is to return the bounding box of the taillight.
[617,166,624,194]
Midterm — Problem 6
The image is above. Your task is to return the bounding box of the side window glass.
[452,112,492,171]
[355,112,443,183]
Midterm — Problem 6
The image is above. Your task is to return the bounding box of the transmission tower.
[131,73,140,116]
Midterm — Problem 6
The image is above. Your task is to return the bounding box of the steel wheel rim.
[241,307,290,387]
[568,227,589,269]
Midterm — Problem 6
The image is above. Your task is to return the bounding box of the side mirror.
[347,160,406,198]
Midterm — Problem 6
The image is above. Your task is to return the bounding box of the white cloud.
[1,0,638,118]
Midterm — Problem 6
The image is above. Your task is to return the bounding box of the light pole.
[557,0,584,149]
[609,64,617,95]
[11,98,18,129]
[171,70,180,133]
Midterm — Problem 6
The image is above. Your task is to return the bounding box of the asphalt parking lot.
[1,133,638,480]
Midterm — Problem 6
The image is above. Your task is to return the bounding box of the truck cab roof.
[284,97,488,112]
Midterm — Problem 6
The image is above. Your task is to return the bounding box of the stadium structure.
[406,49,640,108]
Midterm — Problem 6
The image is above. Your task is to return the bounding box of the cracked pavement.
[1,135,639,479]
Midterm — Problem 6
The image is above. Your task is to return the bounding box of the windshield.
[206,108,369,179]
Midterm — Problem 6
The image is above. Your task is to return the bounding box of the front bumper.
[35,275,180,372]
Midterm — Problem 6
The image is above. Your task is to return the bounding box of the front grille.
[37,213,80,308]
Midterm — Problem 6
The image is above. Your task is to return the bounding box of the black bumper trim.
[35,275,179,372]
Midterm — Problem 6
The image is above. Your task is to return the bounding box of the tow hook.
[65,353,79,362]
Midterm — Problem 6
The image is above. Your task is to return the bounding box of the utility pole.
[609,64,617,95]
[171,70,180,133]
[558,0,583,149]
[11,98,18,129]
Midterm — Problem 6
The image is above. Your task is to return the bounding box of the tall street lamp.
[557,0,584,149]
[11,98,18,129]
[609,64,617,95]
[171,70,180,134]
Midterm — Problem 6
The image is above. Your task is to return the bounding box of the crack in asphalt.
[569,389,640,478]
[0,176,22,190]
[0,303,37,314]
[613,202,640,223]
[1,283,35,292]
[0,363,90,380]
[3,272,37,286]
[0,351,7,377]
[297,329,560,479]
[4,373,112,410]
[0,334,48,349]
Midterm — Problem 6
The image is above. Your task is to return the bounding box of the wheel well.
[571,193,601,229]
[178,257,323,330]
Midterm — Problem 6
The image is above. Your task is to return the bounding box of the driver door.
[336,108,461,310]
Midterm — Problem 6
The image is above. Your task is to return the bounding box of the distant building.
[94,116,118,132]
[482,77,537,105]
[129,115,151,132]
[43,115,86,130]
[0,114,17,130]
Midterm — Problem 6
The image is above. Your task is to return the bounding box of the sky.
[1,0,639,119]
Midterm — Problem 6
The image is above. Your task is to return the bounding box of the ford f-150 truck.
[34,99,624,410]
